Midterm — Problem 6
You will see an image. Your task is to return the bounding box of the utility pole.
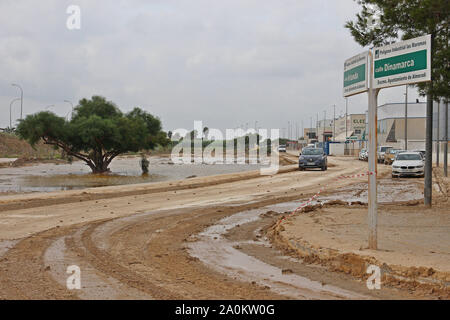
[316,113,319,142]
[437,101,440,167]
[11,83,23,120]
[310,117,313,141]
[323,110,326,142]
[288,121,290,141]
[425,93,433,207]
[9,98,20,129]
[445,100,448,177]
[445,22,449,177]
[64,100,74,120]
[301,120,304,139]
[404,85,408,150]
[333,105,336,142]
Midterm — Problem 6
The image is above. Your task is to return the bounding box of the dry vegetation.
[0,132,61,160]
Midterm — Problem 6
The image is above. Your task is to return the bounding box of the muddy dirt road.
[0,156,423,299]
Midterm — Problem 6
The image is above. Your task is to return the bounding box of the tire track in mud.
[0,227,79,300]
[76,205,290,299]
[0,204,289,299]
[0,158,400,299]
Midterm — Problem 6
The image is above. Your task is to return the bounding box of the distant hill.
[0,132,61,159]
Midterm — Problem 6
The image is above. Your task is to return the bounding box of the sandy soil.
[269,169,450,299]
[0,155,447,299]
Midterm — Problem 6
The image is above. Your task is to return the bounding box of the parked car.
[377,146,393,163]
[359,148,368,161]
[278,145,287,152]
[299,148,327,171]
[412,149,426,160]
[392,152,424,178]
[383,148,402,165]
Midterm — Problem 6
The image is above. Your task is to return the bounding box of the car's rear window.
[396,154,422,161]
[303,148,323,155]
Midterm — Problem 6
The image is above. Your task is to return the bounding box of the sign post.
[367,51,379,249]
[343,34,431,250]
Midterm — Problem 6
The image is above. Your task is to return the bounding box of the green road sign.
[374,50,427,78]
[343,52,368,97]
[344,64,366,87]
[373,35,431,89]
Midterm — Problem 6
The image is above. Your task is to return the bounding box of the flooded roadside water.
[318,178,424,204]
[187,178,424,299]
[0,156,261,194]
[188,203,369,299]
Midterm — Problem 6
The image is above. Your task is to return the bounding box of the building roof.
[377,102,426,120]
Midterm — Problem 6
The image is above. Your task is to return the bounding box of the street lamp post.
[64,100,74,120]
[333,105,336,142]
[11,84,23,120]
[9,98,20,129]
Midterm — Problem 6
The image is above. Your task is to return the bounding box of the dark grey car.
[299,148,327,171]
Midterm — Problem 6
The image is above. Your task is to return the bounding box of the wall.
[329,143,345,156]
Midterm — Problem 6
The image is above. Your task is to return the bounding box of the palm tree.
[203,126,209,139]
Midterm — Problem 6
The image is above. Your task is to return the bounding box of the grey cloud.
[0,0,422,132]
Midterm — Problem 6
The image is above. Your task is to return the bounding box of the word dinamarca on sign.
[378,59,415,73]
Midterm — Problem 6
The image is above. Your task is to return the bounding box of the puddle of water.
[266,179,423,211]
[188,208,368,299]
[0,156,262,193]
[319,179,423,204]
[188,178,423,299]
[0,239,19,257]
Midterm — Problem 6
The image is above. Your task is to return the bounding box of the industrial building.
[377,100,449,152]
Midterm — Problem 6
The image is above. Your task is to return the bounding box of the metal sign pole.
[368,51,379,250]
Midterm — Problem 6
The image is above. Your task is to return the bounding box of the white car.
[392,152,424,178]
[278,145,287,152]
[359,148,368,161]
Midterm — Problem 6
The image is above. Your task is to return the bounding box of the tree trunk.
[41,137,118,174]
[85,150,112,174]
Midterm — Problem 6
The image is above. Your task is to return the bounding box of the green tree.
[345,0,449,100]
[17,96,168,173]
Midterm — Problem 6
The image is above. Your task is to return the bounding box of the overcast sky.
[0,0,424,135]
